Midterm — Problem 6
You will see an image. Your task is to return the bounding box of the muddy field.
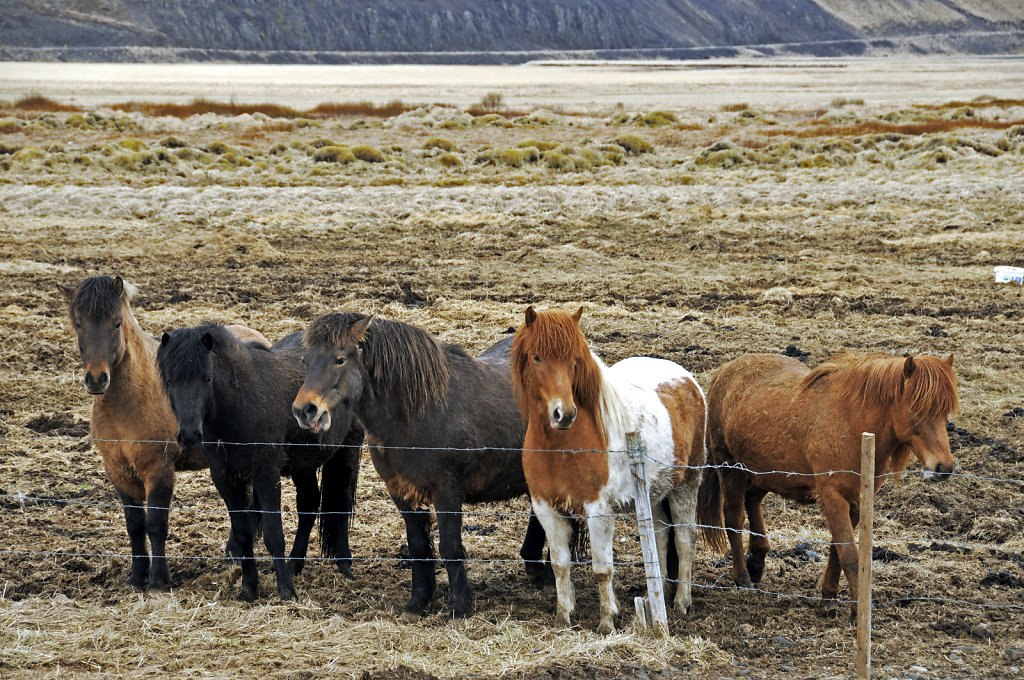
[1,65,1023,679]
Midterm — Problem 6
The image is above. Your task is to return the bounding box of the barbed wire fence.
[2,431,1021,618]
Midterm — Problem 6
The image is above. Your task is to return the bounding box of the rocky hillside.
[1,0,1022,62]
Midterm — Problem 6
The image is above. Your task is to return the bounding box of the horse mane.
[68,276,131,321]
[157,323,236,383]
[307,312,450,417]
[512,309,629,442]
[800,351,959,419]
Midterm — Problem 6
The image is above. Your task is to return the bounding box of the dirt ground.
[1,66,1023,679]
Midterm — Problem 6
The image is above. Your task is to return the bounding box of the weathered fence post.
[626,431,669,638]
[857,432,876,680]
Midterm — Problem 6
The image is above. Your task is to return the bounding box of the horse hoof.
[597,621,616,635]
[238,586,257,603]
[543,583,557,596]
[554,613,572,629]
[290,560,305,576]
[149,578,171,592]
[336,562,354,579]
[735,575,754,590]
[398,610,423,624]
[279,587,297,602]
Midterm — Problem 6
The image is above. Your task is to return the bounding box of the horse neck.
[352,372,420,443]
[103,310,161,405]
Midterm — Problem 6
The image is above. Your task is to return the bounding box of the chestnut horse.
[698,352,958,609]
[59,275,271,590]
[512,307,707,634]
[291,312,553,621]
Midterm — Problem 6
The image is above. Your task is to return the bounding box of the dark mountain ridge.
[1,0,1022,63]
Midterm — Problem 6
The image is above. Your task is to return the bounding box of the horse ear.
[524,306,537,327]
[945,353,954,367]
[201,331,216,351]
[111,276,124,297]
[350,315,372,343]
[56,283,76,301]
[903,356,916,379]
[571,306,584,324]
[160,333,171,347]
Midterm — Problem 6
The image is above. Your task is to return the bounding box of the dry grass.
[766,117,1024,139]
[1,89,1024,679]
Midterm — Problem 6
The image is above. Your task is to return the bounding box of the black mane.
[308,312,451,416]
[157,323,232,383]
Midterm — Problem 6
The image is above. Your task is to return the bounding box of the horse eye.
[335,356,345,366]
[113,319,122,329]
[204,376,212,384]
[532,355,541,363]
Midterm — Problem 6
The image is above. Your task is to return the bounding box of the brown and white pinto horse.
[59,275,270,590]
[698,352,958,610]
[512,307,706,634]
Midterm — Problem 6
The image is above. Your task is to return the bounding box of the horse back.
[706,354,820,491]
[607,357,706,490]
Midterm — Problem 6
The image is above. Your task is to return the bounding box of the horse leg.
[532,497,575,628]
[666,475,701,614]
[818,487,859,613]
[288,467,319,576]
[394,496,436,623]
[720,469,753,588]
[218,477,259,602]
[104,452,149,589]
[743,487,770,584]
[822,503,860,603]
[520,510,551,589]
[318,448,359,578]
[251,466,296,601]
[142,465,175,591]
[586,503,618,635]
[436,494,473,619]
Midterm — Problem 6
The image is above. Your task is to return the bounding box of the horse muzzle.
[922,461,954,482]
[83,370,110,395]
[293,402,331,433]
[176,427,204,449]
[550,404,577,430]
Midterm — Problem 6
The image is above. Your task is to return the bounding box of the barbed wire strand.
[4,432,1021,485]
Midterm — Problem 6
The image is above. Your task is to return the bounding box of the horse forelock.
[512,309,604,426]
[69,276,128,322]
[802,352,958,419]
[157,323,226,383]
[305,312,368,351]
[360,318,450,416]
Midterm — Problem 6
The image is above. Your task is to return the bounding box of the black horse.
[157,323,362,601]
[291,312,553,621]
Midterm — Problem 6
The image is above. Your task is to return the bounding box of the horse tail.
[318,425,362,564]
[697,465,727,554]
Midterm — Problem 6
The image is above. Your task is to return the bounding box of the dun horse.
[59,275,270,590]
[157,323,362,602]
[512,307,707,634]
[698,352,958,610]
[291,312,552,621]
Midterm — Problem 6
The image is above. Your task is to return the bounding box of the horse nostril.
[303,403,318,419]
[553,406,563,422]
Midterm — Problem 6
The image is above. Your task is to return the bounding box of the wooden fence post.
[626,431,669,638]
[857,432,876,679]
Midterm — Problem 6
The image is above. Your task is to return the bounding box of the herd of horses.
[59,275,960,633]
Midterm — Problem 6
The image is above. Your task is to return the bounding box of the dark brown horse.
[698,352,958,610]
[59,275,271,590]
[291,312,551,621]
[157,323,362,602]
